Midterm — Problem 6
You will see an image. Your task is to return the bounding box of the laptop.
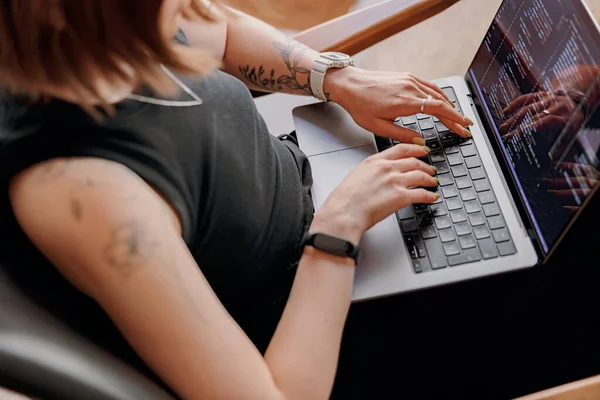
[292,0,600,301]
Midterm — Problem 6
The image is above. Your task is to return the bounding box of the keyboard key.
[443,241,461,256]
[469,212,486,226]
[469,167,486,180]
[461,144,478,157]
[478,238,499,259]
[414,203,429,213]
[417,213,433,226]
[458,138,474,147]
[419,118,435,131]
[439,228,456,243]
[450,210,467,223]
[435,122,450,133]
[433,116,440,122]
[429,140,443,152]
[446,197,463,211]
[464,200,481,214]
[404,234,419,259]
[438,174,454,187]
[430,151,446,163]
[402,219,418,232]
[465,155,482,169]
[412,258,428,273]
[434,161,450,174]
[422,129,438,141]
[492,228,510,243]
[424,238,447,269]
[454,222,472,236]
[460,188,477,202]
[420,225,437,239]
[498,240,516,256]
[447,153,463,166]
[401,115,417,125]
[478,192,495,204]
[456,176,472,189]
[474,179,491,192]
[448,248,481,266]
[483,203,500,217]
[414,236,427,258]
[430,204,447,217]
[405,124,420,133]
[473,225,491,239]
[488,215,505,230]
[459,235,477,249]
[438,131,455,144]
[442,185,458,198]
[452,165,468,178]
[397,207,414,220]
[445,145,460,154]
[435,216,452,230]
[416,113,430,120]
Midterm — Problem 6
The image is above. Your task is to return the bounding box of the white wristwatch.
[310,52,355,102]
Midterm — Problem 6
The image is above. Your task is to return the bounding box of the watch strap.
[301,232,360,265]
[310,60,329,102]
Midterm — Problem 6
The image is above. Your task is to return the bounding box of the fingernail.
[423,146,431,153]
[499,123,507,130]
[463,128,472,138]
[412,137,426,146]
[434,177,440,185]
[465,117,475,126]
[433,192,441,200]
[431,165,438,174]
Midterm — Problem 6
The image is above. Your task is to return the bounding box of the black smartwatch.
[300,232,361,265]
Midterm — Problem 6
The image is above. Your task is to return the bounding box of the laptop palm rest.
[293,103,413,301]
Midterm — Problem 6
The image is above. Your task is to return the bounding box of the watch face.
[322,52,351,62]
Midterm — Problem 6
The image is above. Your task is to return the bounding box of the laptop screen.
[468,0,600,255]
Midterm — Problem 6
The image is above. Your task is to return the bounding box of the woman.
[0,1,472,399]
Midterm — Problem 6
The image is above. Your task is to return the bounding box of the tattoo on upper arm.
[104,220,159,277]
[35,159,72,183]
[239,38,314,96]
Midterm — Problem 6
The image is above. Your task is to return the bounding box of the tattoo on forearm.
[104,220,158,277]
[239,38,313,95]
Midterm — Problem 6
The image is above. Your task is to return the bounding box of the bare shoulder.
[180,4,228,60]
[9,157,182,291]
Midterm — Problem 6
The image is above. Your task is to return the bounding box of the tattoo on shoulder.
[239,38,313,96]
[35,159,72,182]
[104,220,159,277]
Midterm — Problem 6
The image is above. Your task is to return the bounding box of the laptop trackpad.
[309,145,376,209]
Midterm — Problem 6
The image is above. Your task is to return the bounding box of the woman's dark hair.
[0,0,220,108]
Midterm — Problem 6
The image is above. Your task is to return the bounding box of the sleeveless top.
[0,31,314,387]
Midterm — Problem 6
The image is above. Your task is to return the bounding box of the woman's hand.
[324,67,474,144]
[311,143,439,243]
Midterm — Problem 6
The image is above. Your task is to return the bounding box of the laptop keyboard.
[375,87,516,274]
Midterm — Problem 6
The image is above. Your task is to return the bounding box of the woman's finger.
[391,157,437,175]
[410,74,453,105]
[400,188,440,205]
[541,177,597,189]
[438,116,472,139]
[379,142,431,161]
[366,118,424,144]
[413,98,472,135]
[548,188,592,199]
[414,80,453,107]
[398,170,439,188]
[555,162,600,179]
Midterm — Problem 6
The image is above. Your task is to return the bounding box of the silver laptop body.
[292,0,600,301]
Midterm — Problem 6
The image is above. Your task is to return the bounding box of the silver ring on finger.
[543,109,551,116]
[421,94,433,114]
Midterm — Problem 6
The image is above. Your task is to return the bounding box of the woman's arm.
[5,157,365,399]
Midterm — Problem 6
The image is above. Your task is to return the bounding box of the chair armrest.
[0,268,176,400]
[293,0,460,55]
